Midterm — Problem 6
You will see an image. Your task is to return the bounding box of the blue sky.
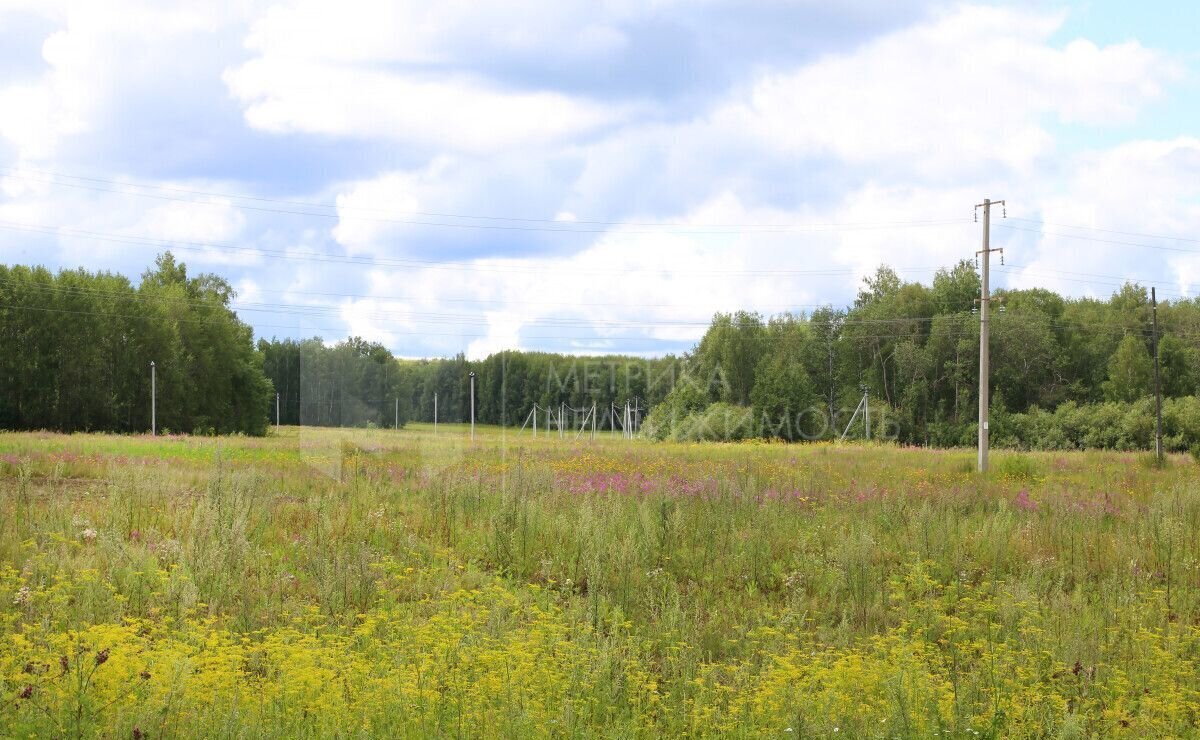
[1,0,1198,358]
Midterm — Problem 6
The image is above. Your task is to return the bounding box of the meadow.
[2,425,1200,738]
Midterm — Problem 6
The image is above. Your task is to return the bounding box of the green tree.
[1159,334,1198,398]
[1103,334,1153,403]
[692,311,766,405]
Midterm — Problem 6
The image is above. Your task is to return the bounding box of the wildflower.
[81,527,98,542]
[95,648,109,666]
[60,655,69,675]
[1013,489,1038,511]
[13,585,30,605]
[133,727,144,740]
[19,685,33,700]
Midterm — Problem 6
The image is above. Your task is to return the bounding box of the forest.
[643,262,1200,451]
[257,337,681,432]
[0,254,272,435]
[4,253,1200,451]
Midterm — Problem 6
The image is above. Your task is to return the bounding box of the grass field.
[2,425,1200,737]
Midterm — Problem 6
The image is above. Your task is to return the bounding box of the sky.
[1,0,1198,359]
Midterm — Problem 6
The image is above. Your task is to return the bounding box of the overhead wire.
[0,220,953,277]
[1007,216,1200,246]
[4,284,1196,345]
[996,222,1200,255]
[5,175,1200,349]
[0,276,983,330]
[0,167,971,235]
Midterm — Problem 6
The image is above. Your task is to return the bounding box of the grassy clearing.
[2,426,1200,737]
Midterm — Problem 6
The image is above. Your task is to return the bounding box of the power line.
[0,167,971,235]
[997,222,1200,255]
[0,276,986,330]
[997,266,1190,298]
[5,268,1188,333]
[5,290,1193,345]
[1001,262,1191,292]
[0,220,952,277]
[0,301,703,343]
[0,272,851,318]
[0,302,1013,345]
[1008,216,1200,246]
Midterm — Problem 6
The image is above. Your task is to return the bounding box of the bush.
[990,397,1200,452]
[644,402,756,442]
[677,403,755,442]
[649,396,1200,451]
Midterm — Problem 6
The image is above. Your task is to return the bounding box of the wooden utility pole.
[975,198,1005,473]
[1152,287,1163,461]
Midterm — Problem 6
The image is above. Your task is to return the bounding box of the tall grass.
[2,427,1199,736]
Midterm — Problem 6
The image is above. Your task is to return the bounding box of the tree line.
[258,338,682,432]
[6,253,1200,451]
[645,262,1200,451]
[0,254,271,435]
[0,253,678,436]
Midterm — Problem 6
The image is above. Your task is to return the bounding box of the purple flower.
[1013,489,1038,512]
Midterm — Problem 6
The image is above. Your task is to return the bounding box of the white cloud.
[331,172,425,256]
[0,29,95,161]
[235,276,262,303]
[131,197,246,245]
[2,1,1197,359]
[337,192,846,358]
[466,312,524,359]
[1006,137,1200,297]
[239,0,631,66]
[0,2,236,163]
[735,5,1177,177]
[224,61,631,153]
[340,297,399,348]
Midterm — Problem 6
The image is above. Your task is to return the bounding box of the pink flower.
[1013,489,1038,512]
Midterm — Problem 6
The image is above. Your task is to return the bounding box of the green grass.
[2,427,1200,736]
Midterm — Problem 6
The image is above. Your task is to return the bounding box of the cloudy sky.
[1,1,1198,358]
